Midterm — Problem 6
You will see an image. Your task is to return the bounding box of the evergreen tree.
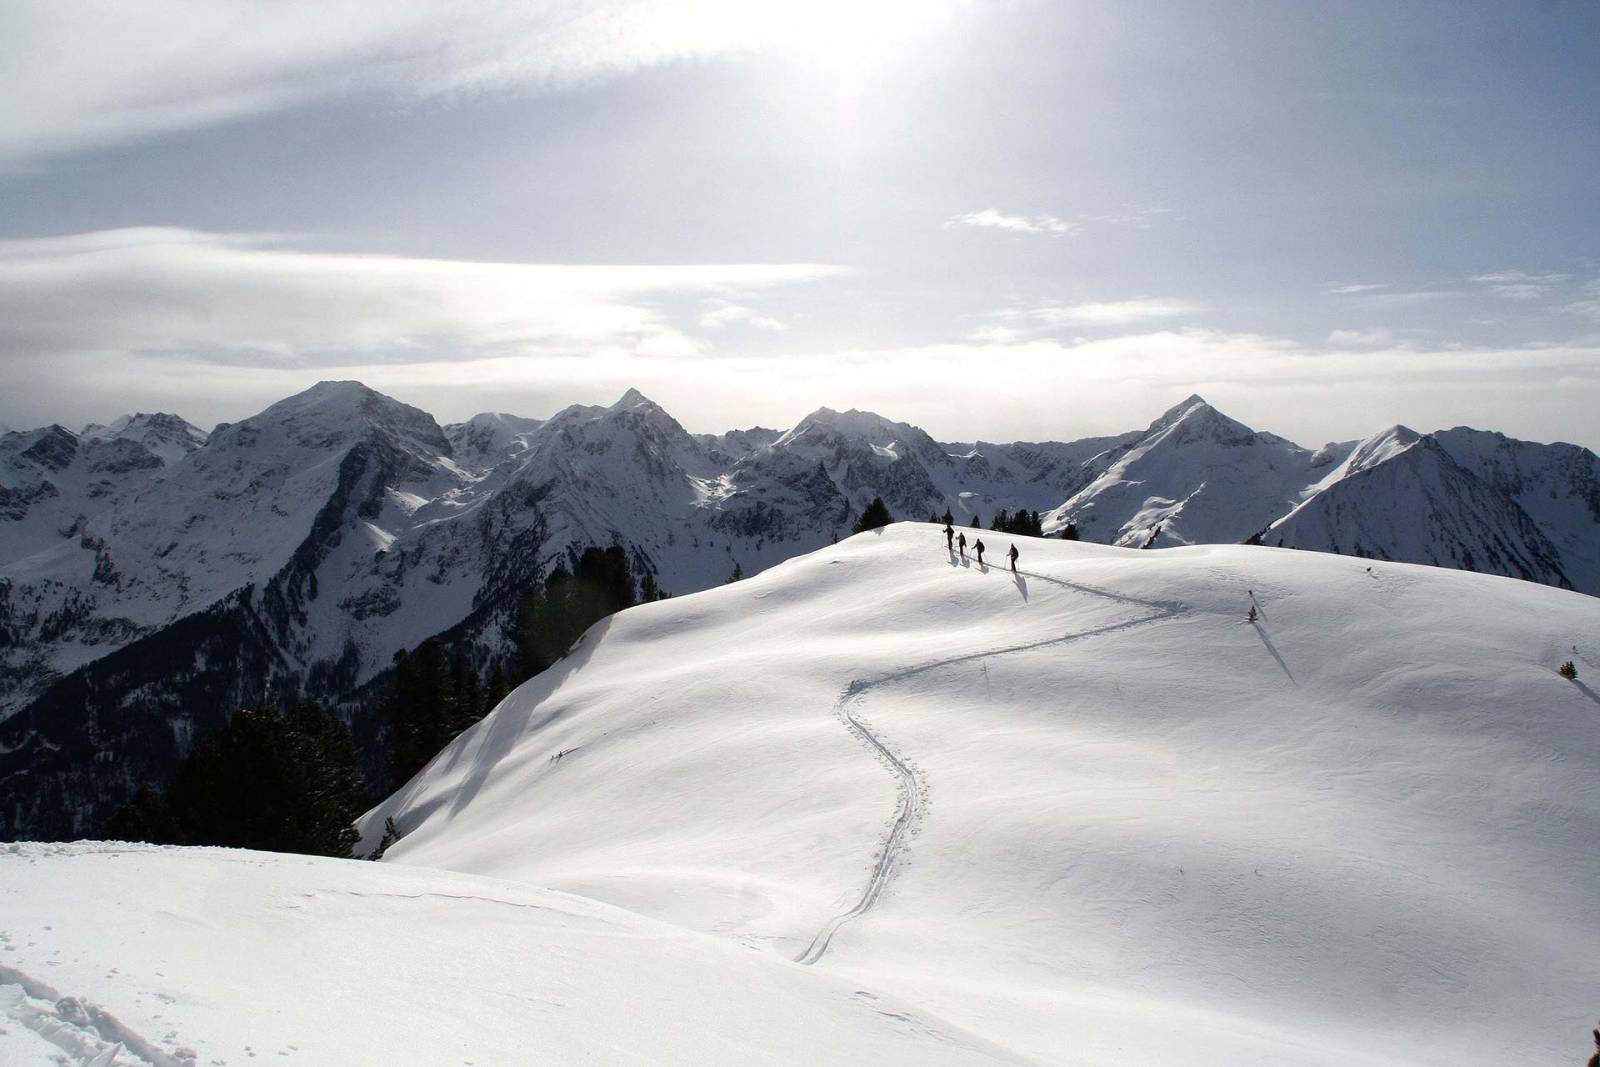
[368,816,402,861]
[852,496,894,534]
[510,545,641,690]
[970,515,982,528]
[727,561,744,583]
[103,783,178,843]
[941,508,954,525]
[990,509,1009,532]
[1061,521,1079,541]
[103,701,367,858]
[483,663,509,712]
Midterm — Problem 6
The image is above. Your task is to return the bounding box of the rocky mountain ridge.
[1,381,1596,837]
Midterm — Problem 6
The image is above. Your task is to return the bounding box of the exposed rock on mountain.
[1,381,1596,837]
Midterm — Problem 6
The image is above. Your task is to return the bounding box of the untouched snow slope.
[365,524,1600,1066]
[0,842,1018,1066]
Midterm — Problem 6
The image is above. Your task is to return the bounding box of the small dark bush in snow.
[1559,661,1577,680]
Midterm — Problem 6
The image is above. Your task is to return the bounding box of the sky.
[2,0,1599,448]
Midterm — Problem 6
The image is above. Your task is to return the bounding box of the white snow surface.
[6,525,1600,1063]
[0,841,1016,1066]
[344,524,1598,1065]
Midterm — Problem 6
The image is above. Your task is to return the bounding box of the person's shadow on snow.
[1012,570,1028,601]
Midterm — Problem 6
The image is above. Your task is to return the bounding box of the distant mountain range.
[2,381,1596,837]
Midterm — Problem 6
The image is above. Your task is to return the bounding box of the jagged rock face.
[1,381,1597,839]
[0,414,205,565]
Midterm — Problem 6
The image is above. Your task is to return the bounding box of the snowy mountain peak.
[1344,424,1421,474]
[82,412,207,464]
[609,387,658,412]
[776,406,921,449]
[232,379,451,457]
[1110,395,1263,458]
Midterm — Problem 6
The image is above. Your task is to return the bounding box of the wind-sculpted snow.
[364,525,1600,1065]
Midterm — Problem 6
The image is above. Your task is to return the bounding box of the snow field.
[0,842,1019,1066]
[6,524,1597,1064]
[370,525,1600,1065]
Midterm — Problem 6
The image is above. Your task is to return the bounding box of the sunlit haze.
[2,0,1598,447]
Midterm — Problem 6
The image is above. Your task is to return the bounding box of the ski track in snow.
[794,560,1188,966]
[0,962,195,1067]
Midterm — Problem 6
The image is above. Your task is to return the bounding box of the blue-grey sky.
[2,0,1598,447]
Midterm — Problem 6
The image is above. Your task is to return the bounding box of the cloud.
[1327,328,1398,347]
[698,302,787,331]
[1028,298,1206,326]
[944,209,1075,236]
[0,0,895,166]
[1469,270,1574,301]
[0,227,839,380]
[1565,280,1600,320]
[1325,282,1389,295]
[1081,204,1182,228]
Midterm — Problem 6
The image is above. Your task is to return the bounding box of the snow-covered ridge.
[362,526,1600,1065]
[2,382,1597,838]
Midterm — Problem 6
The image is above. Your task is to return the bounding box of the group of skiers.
[944,521,1020,571]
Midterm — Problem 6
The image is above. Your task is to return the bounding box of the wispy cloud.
[1,0,907,166]
[698,301,787,331]
[1028,298,1206,326]
[1080,204,1183,228]
[0,228,839,373]
[1327,328,1398,347]
[1360,289,1459,306]
[945,202,1182,238]
[943,209,1075,236]
[1325,282,1390,295]
[1565,280,1600,320]
[1469,270,1573,301]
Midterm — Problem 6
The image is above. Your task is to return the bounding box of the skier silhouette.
[944,522,955,551]
[957,531,967,558]
[974,538,986,565]
[1008,543,1019,571]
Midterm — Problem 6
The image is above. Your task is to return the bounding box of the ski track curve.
[793,563,1188,966]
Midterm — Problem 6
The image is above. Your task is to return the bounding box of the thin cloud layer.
[944,209,1075,236]
[1470,270,1575,301]
[1030,299,1206,326]
[0,227,839,374]
[0,0,846,166]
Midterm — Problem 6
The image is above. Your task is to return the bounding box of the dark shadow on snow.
[1250,620,1297,686]
[1011,571,1029,601]
[1572,679,1600,708]
[443,614,616,819]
